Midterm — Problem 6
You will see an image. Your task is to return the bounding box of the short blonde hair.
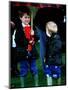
[46,21,58,33]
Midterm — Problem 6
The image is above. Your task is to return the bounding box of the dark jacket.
[46,33,62,65]
[15,18,38,60]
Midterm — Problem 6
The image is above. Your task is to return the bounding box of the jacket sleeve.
[15,22,28,47]
[52,34,62,54]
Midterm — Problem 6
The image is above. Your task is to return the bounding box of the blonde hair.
[46,21,58,33]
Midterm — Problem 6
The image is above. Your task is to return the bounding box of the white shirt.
[12,30,16,47]
[22,22,30,27]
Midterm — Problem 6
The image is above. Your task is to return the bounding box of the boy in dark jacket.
[15,6,38,87]
[45,21,62,79]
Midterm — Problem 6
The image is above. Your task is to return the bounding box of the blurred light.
[52,74,57,78]
[63,16,66,23]
[46,65,49,68]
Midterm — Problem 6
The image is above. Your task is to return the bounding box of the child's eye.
[25,16,30,18]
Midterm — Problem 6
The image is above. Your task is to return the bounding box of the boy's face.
[20,13,30,25]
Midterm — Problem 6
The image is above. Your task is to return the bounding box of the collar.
[22,22,30,27]
[46,29,52,37]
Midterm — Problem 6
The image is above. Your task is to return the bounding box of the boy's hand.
[29,40,33,44]
[27,44,32,52]
[31,30,34,35]
[29,40,35,45]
